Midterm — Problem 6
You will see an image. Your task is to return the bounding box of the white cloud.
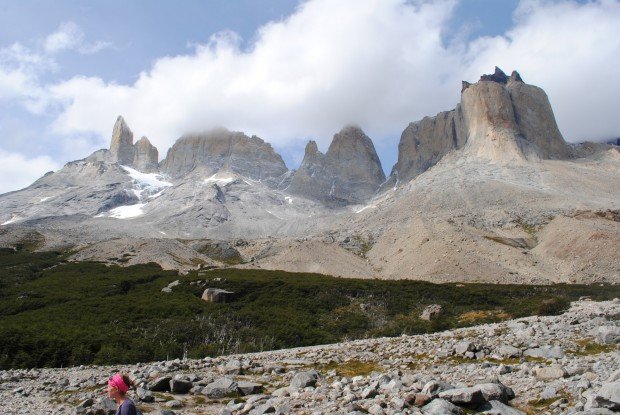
[463,0,620,141]
[0,150,59,194]
[47,0,620,157]
[44,22,84,54]
[44,21,112,55]
[49,0,461,153]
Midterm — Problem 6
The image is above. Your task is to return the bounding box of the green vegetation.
[0,247,618,369]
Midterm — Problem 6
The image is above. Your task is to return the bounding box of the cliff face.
[133,137,159,173]
[109,116,135,165]
[389,106,466,185]
[160,128,288,180]
[389,67,573,184]
[288,126,386,206]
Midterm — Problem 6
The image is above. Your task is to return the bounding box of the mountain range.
[1,67,618,284]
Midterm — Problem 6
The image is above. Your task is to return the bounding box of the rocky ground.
[1,299,618,415]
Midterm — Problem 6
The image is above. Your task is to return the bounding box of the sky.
[0,0,619,194]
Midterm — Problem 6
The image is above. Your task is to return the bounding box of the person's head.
[107,373,132,401]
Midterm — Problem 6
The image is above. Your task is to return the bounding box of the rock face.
[389,107,466,185]
[389,67,572,184]
[160,128,288,180]
[288,126,385,206]
[133,137,159,172]
[109,116,136,165]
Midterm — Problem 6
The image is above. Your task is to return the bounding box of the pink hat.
[108,374,129,393]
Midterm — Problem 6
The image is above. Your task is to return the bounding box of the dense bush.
[0,248,617,369]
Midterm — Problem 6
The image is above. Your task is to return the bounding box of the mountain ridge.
[0,67,618,285]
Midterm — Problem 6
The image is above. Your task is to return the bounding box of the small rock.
[422,398,463,414]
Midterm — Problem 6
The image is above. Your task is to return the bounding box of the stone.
[202,377,238,399]
[454,341,477,355]
[523,346,564,359]
[166,400,183,408]
[248,403,276,415]
[202,288,235,303]
[169,378,192,394]
[540,386,557,400]
[587,381,620,410]
[421,380,454,397]
[420,304,443,321]
[288,126,386,206]
[147,376,172,392]
[421,398,463,414]
[290,370,320,389]
[219,359,243,375]
[237,381,263,396]
[479,400,526,415]
[136,387,154,402]
[438,386,484,405]
[480,66,509,84]
[533,365,568,380]
[498,345,521,358]
[476,383,515,403]
[596,326,620,344]
[413,393,431,407]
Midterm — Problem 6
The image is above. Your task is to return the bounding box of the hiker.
[107,373,137,415]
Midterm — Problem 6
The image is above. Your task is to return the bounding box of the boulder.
[202,288,235,303]
[455,341,477,355]
[498,345,521,358]
[290,370,320,389]
[596,326,620,344]
[476,383,515,403]
[479,400,526,415]
[422,398,463,414]
[523,346,564,359]
[421,380,454,397]
[438,386,484,406]
[420,304,443,321]
[237,381,263,396]
[533,365,568,380]
[147,376,172,392]
[202,377,238,399]
[169,377,192,394]
[587,381,620,410]
[219,359,243,375]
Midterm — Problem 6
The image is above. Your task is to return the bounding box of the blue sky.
[0,0,619,193]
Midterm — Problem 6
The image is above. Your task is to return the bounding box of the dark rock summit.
[288,126,385,206]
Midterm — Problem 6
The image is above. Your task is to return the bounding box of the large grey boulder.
[148,376,172,392]
[237,381,264,396]
[479,400,526,415]
[202,377,238,398]
[586,381,620,411]
[476,383,515,403]
[596,326,620,344]
[290,370,320,389]
[421,398,463,414]
[421,380,454,397]
[160,128,287,180]
[438,386,484,406]
[523,346,564,359]
[287,126,385,206]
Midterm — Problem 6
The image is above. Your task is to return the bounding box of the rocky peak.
[160,128,288,180]
[287,126,385,206]
[109,116,135,165]
[388,67,571,187]
[479,66,509,84]
[133,137,159,173]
